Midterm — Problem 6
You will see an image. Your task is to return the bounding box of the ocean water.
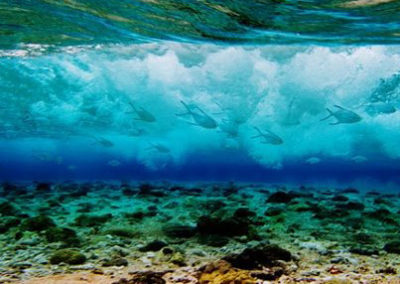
[1,2,400,283]
[1,42,400,188]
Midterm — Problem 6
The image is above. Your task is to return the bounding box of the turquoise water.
[1,3,400,283]
[0,1,400,187]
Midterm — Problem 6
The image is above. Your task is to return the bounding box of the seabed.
[0,181,399,283]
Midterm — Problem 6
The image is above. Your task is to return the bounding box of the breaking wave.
[0,43,400,184]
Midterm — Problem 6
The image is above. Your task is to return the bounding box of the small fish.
[32,153,63,164]
[219,119,239,137]
[108,159,121,167]
[147,143,170,153]
[365,102,396,116]
[306,157,321,164]
[127,128,146,137]
[177,101,217,129]
[92,136,114,147]
[321,105,362,125]
[281,97,301,126]
[351,155,368,163]
[128,102,156,122]
[251,127,283,145]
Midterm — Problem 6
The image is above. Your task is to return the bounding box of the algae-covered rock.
[35,182,52,191]
[170,252,186,266]
[223,243,292,269]
[264,207,284,216]
[0,216,20,233]
[234,207,256,218]
[49,248,86,265]
[332,195,349,202]
[74,213,112,227]
[349,246,379,256]
[139,240,167,252]
[197,215,249,236]
[0,201,17,216]
[198,234,229,247]
[163,224,196,238]
[384,241,400,254]
[353,232,374,244]
[335,201,365,211]
[198,260,257,284]
[22,215,55,231]
[113,271,166,284]
[45,227,80,247]
[102,257,128,267]
[267,191,295,203]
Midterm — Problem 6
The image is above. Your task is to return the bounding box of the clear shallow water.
[0,2,400,188]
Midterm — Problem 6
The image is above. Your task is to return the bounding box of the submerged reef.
[0,182,399,283]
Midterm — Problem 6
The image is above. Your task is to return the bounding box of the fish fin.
[180,101,193,113]
[188,122,200,127]
[196,106,207,115]
[253,126,263,135]
[175,112,191,117]
[251,135,262,139]
[334,105,345,110]
[128,102,138,112]
[265,129,282,139]
[320,108,333,121]
[329,121,341,125]
[264,129,276,136]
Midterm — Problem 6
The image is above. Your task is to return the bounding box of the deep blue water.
[1,2,400,189]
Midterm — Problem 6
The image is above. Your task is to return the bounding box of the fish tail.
[177,101,192,116]
[320,108,333,121]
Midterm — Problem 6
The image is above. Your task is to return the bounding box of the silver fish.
[365,102,396,116]
[147,143,170,153]
[321,105,362,125]
[92,136,114,147]
[177,101,217,129]
[128,102,156,123]
[252,126,283,145]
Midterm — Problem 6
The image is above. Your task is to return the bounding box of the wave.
[1,0,400,49]
[0,43,399,180]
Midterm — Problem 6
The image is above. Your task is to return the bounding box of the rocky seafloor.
[0,181,399,283]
